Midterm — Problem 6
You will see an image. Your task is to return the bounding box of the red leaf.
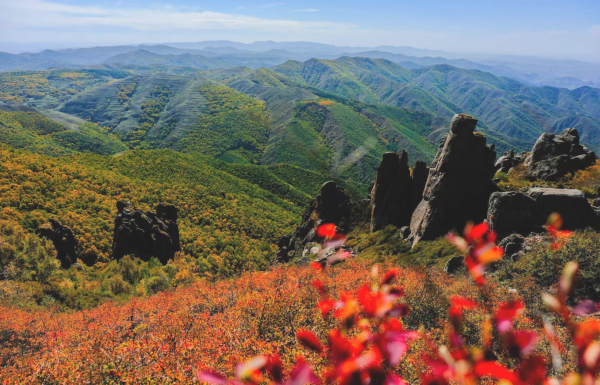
[466,222,489,243]
[285,359,320,385]
[385,374,407,385]
[311,262,323,271]
[505,331,538,358]
[473,361,517,382]
[296,330,324,353]
[495,300,524,333]
[317,299,337,318]
[317,224,336,239]
[376,331,419,366]
[312,280,327,296]
[197,372,229,385]
[516,355,547,384]
[266,354,284,383]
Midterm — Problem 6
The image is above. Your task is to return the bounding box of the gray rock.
[274,181,352,264]
[400,226,411,240]
[410,114,497,246]
[35,219,78,268]
[525,128,597,181]
[487,192,538,240]
[371,151,412,232]
[488,188,600,240]
[409,160,429,214]
[495,149,525,174]
[112,201,181,265]
[498,234,526,261]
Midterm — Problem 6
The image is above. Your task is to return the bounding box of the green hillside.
[0,69,130,108]
[0,110,126,156]
[221,67,438,186]
[0,146,303,276]
[273,57,600,152]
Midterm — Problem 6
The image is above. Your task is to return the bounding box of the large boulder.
[112,201,181,264]
[370,151,413,232]
[274,181,352,263]
[488,188,600,240]
[525,128,597,181]
[495,149,526,174]
[410,114,497,246]
[487,192,538,240]
[35,219,78,268]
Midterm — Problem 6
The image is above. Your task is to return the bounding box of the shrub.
[144,273,170,294]
[567,160,600,198]
[119,256,142,284]
[509,229,600,301]
[109,275,132,295]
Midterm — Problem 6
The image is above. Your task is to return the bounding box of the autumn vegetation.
[1,217,599,384]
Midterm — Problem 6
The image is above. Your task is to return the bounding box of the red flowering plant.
[197,215,597,385]
[198,223,417,385]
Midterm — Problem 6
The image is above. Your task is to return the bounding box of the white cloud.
[0,0,597,58]
[294,9,320,13]
[0,0,349,32]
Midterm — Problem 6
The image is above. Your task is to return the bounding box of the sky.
[0,0,599,58]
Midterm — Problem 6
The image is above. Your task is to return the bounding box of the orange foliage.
[0,260,493,383]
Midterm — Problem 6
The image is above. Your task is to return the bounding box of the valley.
[2,38,600,384]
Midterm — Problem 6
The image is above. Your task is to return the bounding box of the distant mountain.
[103,50,235,69]
[272,57,600,150]
[55,67,439,187]
[2,41,599,89]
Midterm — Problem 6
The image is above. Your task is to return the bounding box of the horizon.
[1,0,599,60]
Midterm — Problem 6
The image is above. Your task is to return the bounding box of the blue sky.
[0,0,599,57]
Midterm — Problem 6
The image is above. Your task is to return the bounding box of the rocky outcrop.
[495,149,526,174]
[35,219,78,268]
[498,234,526,261]
[525,128,597,181]
[409,160,429,213]
[488,188,600,240]
[369,153,429,233]
[410,114,497,246]
[370,151,412,232]
[274,181,352,263]
[112,201,181,265]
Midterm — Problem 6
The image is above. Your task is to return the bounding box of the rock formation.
[112,201,181,265]
[498,234,526,261]
[35,219,78,268]
[495,149,526,174]
[370,151,412,232]
[409,160,429,213]
[369,152,429,233]
[274,181,352,263]
[410,114,497,246]
[525,128,597,181]
[488,188,600,240]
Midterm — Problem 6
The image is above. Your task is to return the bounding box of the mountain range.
[3,55,600,176]
[2,41,600,89]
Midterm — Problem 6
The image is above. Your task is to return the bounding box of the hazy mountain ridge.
[1,41,599,89]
